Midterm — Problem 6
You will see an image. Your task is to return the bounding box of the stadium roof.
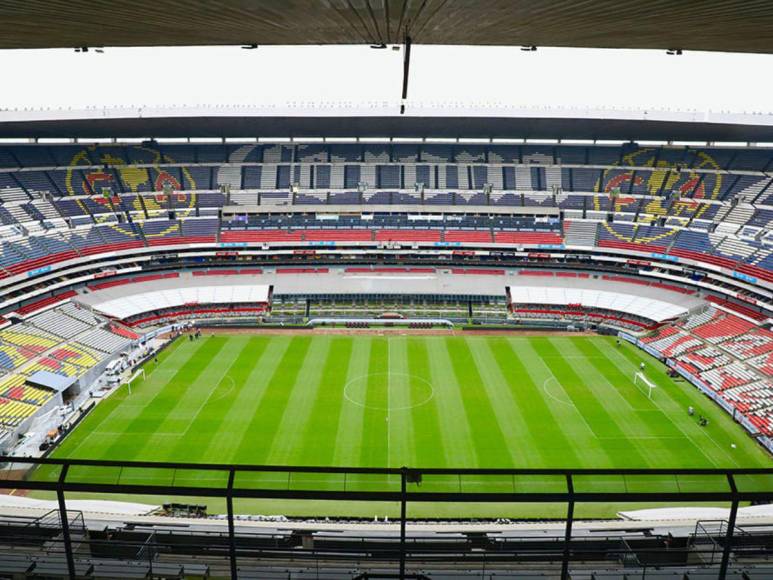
[3,106,773,142]
[2,1,773,53]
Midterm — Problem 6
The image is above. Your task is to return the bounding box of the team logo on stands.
[596,147,721,222]
[65,145,197,218]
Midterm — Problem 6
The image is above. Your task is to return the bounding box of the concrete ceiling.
[2,0,773,53]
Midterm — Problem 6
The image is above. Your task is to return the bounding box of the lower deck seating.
[642,307,773,436]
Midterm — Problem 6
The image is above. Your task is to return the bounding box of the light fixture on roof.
[520,45,537,52]
[241,44,258,50]
[74,46,88,53]
[370,43,387,49]
[666,48,683,55]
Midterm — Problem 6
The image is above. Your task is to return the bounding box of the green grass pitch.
[38,333,772,518]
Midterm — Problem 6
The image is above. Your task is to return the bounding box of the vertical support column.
[399,467,407,579]
[561,474,574,580]
[56,465,76,580]
[400,36,412,115]
[227,468,238,580]
[718,474,739,580]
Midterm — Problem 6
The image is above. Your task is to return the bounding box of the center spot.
[343,372,435,411]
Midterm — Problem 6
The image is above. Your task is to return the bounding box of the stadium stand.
[640,306,773,436]
[0,140,771,446]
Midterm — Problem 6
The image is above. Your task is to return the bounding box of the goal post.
[124,368,146,395]
[634,371,656,399]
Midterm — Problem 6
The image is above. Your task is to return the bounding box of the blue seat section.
[729,149,772,171]
[181,218,218,238]
[633,224,678,244]
[689,148,734,169]
[70,215,93,227]
[363,191,391,204]
[314,165,331,189]
[454,192,487,205]
[718,175,767,201]
[0,148,20,169]
[329,145,361,163]
[520,146,554,162]
[242,167,261,188]
[471,166,488,189]
[344,166,361,188]
[559,195,586,209]
[12,147,56,168]
[587,147,622,165]
[105,223,142,243]
[377,166,400,189]
[363,146,390,163]
[182,166,212,190]
[195,145,229,163]
[421,145,452,163]
[329,191,360,204]
[598,223,635,243]
[488,146,518,164]
[158,145,197,163]
[749,209,773,228]
[140,219,181,240]
[393,145,419,163]
[0,242,27,267]
[492,192,519,206]
[295,193,325,205]
[672,230,711,253]
[296,144,328,163]
[197,192,226,208]
[555,147,586,165]
[456,146,486,163]
[0,207,18,226]
[13,172,55,195]
[393,192,421,204]
[68,228,105,250]
[755,252,773,270]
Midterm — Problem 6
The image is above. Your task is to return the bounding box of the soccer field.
[42,332,772,517]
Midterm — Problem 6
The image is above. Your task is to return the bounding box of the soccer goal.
[634,372,656,399]
[124,368,146,395]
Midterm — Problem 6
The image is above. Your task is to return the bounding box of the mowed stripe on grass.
[48,334,772,492]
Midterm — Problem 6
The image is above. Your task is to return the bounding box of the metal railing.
[1,456,772,580]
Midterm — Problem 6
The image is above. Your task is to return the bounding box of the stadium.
[1,2,773,579]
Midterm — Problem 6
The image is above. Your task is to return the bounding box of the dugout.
[26,370,80,404]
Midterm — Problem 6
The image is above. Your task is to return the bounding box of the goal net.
[633,372,656,399]
[124,368,146,395]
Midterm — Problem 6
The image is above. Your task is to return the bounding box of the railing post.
[57,464,76,580]
[399,467,407,579]
[561,474,574,580]
[226,468,238,580]
[718,474,739,580]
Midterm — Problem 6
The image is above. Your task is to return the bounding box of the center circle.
[343,372,435,411]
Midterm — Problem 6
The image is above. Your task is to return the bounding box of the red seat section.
[302,230,372,242]
[16,290,77,316]
[374,230,442,242]
[494,232,563,245]
[221,230,303,243]
[444,230,493,243]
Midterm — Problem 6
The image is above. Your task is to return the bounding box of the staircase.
[723,204,756,227]
[563,220,598,247]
